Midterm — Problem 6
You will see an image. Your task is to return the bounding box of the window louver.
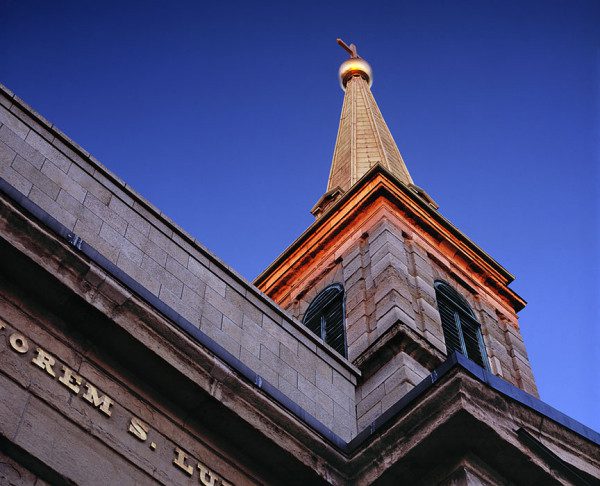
[434,281,489,369]
[303,284,346,357]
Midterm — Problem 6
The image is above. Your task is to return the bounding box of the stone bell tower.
[255,40,537,432]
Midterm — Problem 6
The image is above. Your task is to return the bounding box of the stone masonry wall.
[0,84,358,440]
[283,207,537,433]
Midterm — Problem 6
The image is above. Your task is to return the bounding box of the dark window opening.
[434,281,489,369]
[303,284,346,357]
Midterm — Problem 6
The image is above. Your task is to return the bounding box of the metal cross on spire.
[337,38,359,59]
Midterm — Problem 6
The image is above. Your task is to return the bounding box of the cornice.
[255,165,526,312]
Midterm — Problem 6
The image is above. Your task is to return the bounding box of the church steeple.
[257,42,537,432]
[327,40,413,193]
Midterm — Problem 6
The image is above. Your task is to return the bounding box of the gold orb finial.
[337,38,373,90]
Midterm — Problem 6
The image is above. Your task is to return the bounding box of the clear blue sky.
[1,1,598,431]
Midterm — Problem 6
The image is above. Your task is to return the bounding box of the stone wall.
[0,84,358,441]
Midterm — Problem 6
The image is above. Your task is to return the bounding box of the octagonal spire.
[327,40,413,193]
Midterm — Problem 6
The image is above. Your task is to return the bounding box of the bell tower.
[255,41,537,432]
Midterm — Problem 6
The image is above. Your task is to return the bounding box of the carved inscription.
[0,320,232,485]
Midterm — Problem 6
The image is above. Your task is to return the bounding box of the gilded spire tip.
[336,38,372,90]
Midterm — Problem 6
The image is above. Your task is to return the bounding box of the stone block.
[67,162,112,205]
[93,171,130,205]
[348,331,369,361]
[239,348,277,385]
[332,368,355,397]
[25,130,71,173]
[383,363,423,395]
[158,285,199,327]
[52,136,89,165]
[346,315,369,347]
[279,341,306,376]
[0,104,30,139]
[109,196,151,236]
[116,254,160,295]
[375,301,416,337]
[166,255,205,295]
[204,286,242,327]
[201,320,241,359]
[221,315,243,345]
[368,219,403,245]
[101,223,144,267]
[125,224,167,267]
[262,314,299,356]
[370,253,409,282]
[280,319,319,353]
[41,159,86,202]
[315,371,352,413]
[0,140,16,165]
[84,192,127,235]
[148,226,189,267]
[345,269,365,289]
[226,286,263,326]
[278,375,316,417]
[200,301,223,330]
[333,401,355,433]
[0,125,45,169]
[424,330,447,354]
[356,401,382,432]
[259,343,281,374]
[369,232,407,266]
[345,285,366,314]
[28,186,76,230]
[12,154,60,200]
[315,355,333,385]
[414,274,436,304]
[182,282,205,310]
[299,373,334,415]
[0,164,32,196]
[239,319,262,357]
[380,381,414,413]
[313,406,334,430]
[188,256,227,298]
[342,253,363,280]
[356,383,385,418]
[57,189,102,236]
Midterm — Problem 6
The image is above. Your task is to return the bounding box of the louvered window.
[303,284,346,357]
[434,281,489,369]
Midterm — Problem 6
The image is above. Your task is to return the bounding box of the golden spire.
[326,39,413,193]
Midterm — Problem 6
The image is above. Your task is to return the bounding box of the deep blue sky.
[1,1,598,431]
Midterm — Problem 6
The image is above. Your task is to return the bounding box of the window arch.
[434,281,489,368]
[303,284,346,357]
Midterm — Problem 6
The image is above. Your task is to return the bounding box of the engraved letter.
[9,333,29,354]
[0,318,6,331]
[198,463,217,486]
[173,447,194,476]
[58,365,82,394]
[82,384,114,416]
[31,348,56,376]
[128,416,149,442]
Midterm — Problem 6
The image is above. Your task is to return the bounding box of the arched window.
[303,284,346,357]
[434,281,489,368]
